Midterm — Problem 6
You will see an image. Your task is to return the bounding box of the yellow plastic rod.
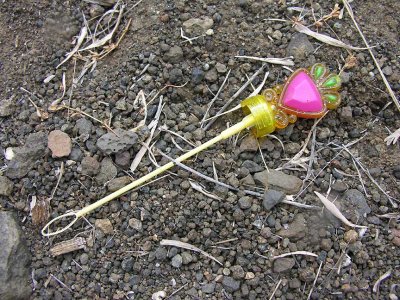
[41,114,256,237]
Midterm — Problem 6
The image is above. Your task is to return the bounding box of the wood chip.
[49,237,87,256]
[30,196,50,227]
[160,239,222,265]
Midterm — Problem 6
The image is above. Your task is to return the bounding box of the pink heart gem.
[281,71,323,113]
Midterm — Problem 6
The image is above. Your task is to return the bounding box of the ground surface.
[0,0,399,299]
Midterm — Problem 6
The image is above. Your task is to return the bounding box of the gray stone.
[273,257,295,273]
[289,278,301,289]
[155,247,167,260]
[286,33,315,59]
[181,252,193,265]
[277,214,307,241]
[121,257,134,272]
[80,253,89,265]
[5,131,47,179]
[115,151,131,169]
[262,189,285,210]
[107,176,132,192]
[231,265,245,279]
[0,99,15,117]
[171,254,183,268]
[331,181,348,193]
[96,128,138,155]
[128,218,142,231]
[238,196,252,210]
[202,282,216,294]
[242,160,263,173]
[254,169,302,194]
[69,147,83,161]
[240,174,255,186]
[382,66,393,76]
[239,135,258,153]
[205,68,218,82]
[96,157,117,185]
[89,4,105,17]
[164,45,183,63]
[182,17,213,35]
[340,106,353,122]
[215,62,227,73]
[80,156,100,176]
[0,176,13,196]
[75,118,93,136]
[169,68,183,84]
[0,212,31,300]
[222,276,241,292]
[192,67,204,84]
[341,189,371,223]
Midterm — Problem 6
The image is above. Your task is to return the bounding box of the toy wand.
[42,63,341,237]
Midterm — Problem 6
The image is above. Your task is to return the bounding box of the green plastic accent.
[323,75,341,89]
[313,65,325,80]
[325,94,338,103]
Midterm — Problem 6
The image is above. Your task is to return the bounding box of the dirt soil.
[0,0,399,299]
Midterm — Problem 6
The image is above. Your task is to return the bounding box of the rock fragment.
[48,130,72,158]
[254,169,302,194]
[287,33,315,59]
[0,176,13,196]
[96,157,117,185]
[277,214,307,241]
[96,128,138,155]
[95,218,114,234]
[262,189,285,210]
[107,176,132,192]
[182,17,214,35]
[0,212,31,300]
[273,257,295,273]
[5,131,47,179]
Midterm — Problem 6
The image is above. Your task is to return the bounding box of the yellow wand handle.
[42,112,260,237]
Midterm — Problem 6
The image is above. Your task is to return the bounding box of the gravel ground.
[0,0,399,299]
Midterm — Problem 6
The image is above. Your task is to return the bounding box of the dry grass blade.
[376,213,400,220]
[373,269,392,293]
[57,27,87,69]
[268,279,282,300]
[160,239,222,265]
[307,261,323,300]
[235,55,294,66]
[204,64,267,130]
[384,128,400,145]
[83,0,116,7]
[131,90,148,132]
[189,180,222,201]
[342,0,400,113]
[49,73,66,111]
[272,251,318,259]
[294,23,368,50]
[249,71,270,97]
[315,191,368,229]
[80,5,125,51]
[49,237,87,256]
[130,97,163,172]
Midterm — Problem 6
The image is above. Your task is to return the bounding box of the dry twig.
[160,239,222,265]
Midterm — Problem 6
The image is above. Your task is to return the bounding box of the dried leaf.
[160,239,222,265]
[48,73,66,111]
[49,237,87,256]
[56,27,87,69]
[294,23,368,50]
[384,128,400,145]
[189,180,222,201]
[235,55,294,66]
[315,191,368,229]
[30,196,50,226]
